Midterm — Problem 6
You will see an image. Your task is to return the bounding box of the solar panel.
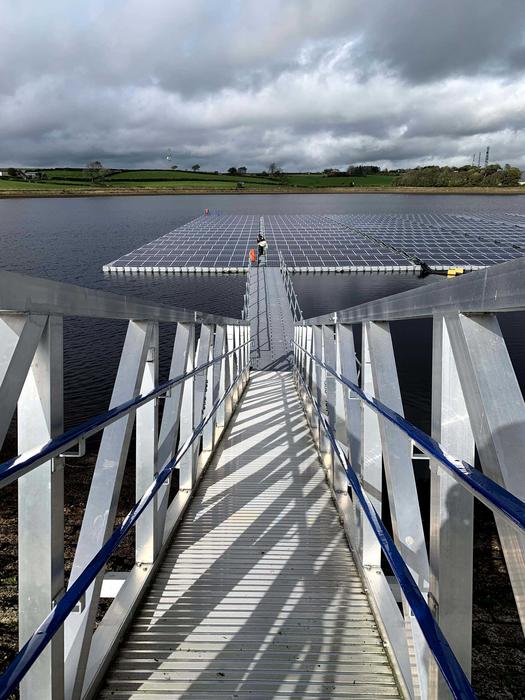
[103,212,525,273]
[328,213,524,268]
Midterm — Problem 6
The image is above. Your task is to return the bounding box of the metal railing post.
[334,323,359,534]
[225,325,235,419]
[156,323,193,545]
[202,325,217,454]
[135,322,159,565]
[360,323,382,565]
[446,312,525,631]
[18,316,64,700]
[367,320,430,698]
[64,320,154,700]
[214,327,227,438]
[311,326,323,446]
[0,313,47,450]
[178,327,196,492]
[429,316,474,699]
[322,325,337,482]
[180,324,212,491]
[233,325,242,402]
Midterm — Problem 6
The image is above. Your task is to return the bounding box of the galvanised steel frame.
[293,255,525,700]
[278,250,304,323]
[0,269,250,700]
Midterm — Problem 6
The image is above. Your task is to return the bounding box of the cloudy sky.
[2,0,525,171]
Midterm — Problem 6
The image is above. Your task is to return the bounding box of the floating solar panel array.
[103,212,525,273]
[104,214,259,271]
[329,213,524,268]
[263,215,411,270]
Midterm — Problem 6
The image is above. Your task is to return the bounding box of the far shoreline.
[1,186,524,199]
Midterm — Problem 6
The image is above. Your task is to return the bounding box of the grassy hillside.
[284,173,396,187]
[0,168,396,194]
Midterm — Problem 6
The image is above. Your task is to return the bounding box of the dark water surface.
[0,192,523,426]
[1,194,525,696]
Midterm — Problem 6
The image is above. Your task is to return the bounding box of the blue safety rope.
[294,364,476,700]
[0,367,245,699]
[293,341,525,534]
[0,339,250,488]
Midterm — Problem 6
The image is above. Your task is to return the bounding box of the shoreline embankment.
[1,186,524,199]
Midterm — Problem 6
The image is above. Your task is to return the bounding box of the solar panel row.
[104,212,525,272]
[329,214,524,267]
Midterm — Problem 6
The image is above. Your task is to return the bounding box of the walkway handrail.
[293,341,525,535]
[278,250,304,322]
[0,361,245,700]
[0,268,242,325]
[0,339,251,489]
[293,363,476,700]
[242,258,253,320]
[305,255,525,325]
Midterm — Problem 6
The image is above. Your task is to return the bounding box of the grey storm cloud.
[1,0,524,170]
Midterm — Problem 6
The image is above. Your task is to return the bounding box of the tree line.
[395,164,522,187]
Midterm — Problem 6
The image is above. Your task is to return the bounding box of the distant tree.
[395,163,521,188]
[7,167,18,177]
[227,167,238,175]
[501,166,521,186]
[170,165,178,170]
[268,162,281,176]
[191,164,201,172]
[84,160,106,183]
[237,166,247,175]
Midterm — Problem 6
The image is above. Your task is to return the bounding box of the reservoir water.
[1,193,524,697]
[0,192,523,430]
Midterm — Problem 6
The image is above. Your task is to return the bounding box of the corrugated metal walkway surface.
[99,372,400,699]
[247,268,295,371]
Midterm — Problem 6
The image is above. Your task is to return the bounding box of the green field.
[284,173,396,187]
[0,168,396,194]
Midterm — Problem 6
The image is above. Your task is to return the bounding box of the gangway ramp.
[247,267,295,371]
[100,371,400,699]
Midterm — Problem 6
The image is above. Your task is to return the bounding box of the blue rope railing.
[0,338,250,489]
[293,341,525,534]
[0,364,245,699]
[293,361,476,700]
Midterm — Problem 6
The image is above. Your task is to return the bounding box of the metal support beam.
[135,323,159,565]
[178,331,196,492]
[64,320,153,700]
[336,323,360,493]
[202,325,219,453]
[367,320,430,699]
[156,323,193,546]
[446,312,525,631]
[361,323,382,567]
[214,327,227,437]
[224,325,235,422]
[0,313,47,450]
[322,325,337,481]
[179,325,212,491]
[312,326,323,446]
[429,316,474,699]
[18,316,64,700]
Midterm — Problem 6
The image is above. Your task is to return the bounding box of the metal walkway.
[99,371,400,699]
[247,267,295,371]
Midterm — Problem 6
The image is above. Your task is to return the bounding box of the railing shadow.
[101,372,393,697]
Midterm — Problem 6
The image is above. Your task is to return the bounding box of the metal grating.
[99,371,401,699]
